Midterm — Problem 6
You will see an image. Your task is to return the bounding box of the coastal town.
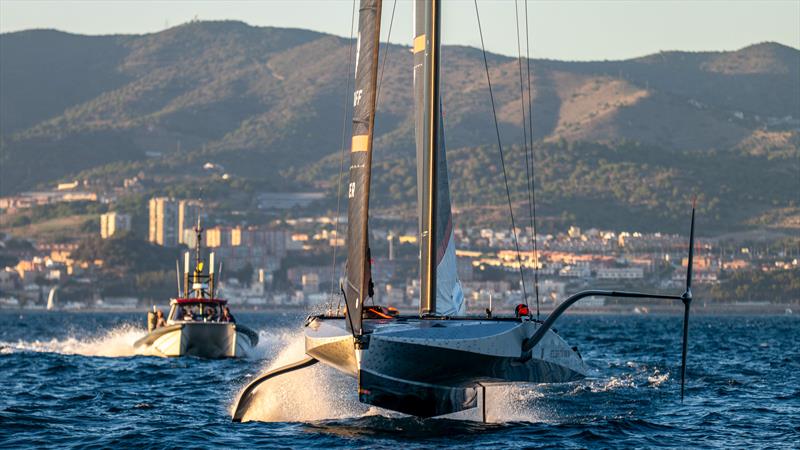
[1,180,797,313]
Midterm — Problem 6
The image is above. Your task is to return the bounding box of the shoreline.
[1,303,796,316]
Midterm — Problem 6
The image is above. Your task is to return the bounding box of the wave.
[0,324,146,357]
[647,369,670,388]
[0,321,299,360]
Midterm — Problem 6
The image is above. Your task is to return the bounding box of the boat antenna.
[193,215,204,297]
[217,261,224,297]
[474,0,529,308]
[679,196,696,401]
[176,259,182,298]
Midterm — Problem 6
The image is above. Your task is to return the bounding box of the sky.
[1,0,798,61]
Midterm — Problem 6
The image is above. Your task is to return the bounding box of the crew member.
[155,309,167,328]
[221,306,235,323]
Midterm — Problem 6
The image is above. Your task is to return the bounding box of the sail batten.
[343,0,382,335]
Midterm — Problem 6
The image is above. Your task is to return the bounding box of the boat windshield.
[171,303,222,322]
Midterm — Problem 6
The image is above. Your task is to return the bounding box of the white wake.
[0,324,146,357]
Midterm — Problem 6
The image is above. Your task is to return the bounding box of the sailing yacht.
[233,0,695,421]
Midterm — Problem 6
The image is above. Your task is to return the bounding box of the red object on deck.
[515,304,530,318]
[174,298,227,305]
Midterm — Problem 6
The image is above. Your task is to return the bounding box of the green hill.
[1,23,798,234]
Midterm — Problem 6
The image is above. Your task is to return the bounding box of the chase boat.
[134,223,258,358]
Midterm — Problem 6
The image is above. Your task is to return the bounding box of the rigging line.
[524,0,541,319]
[473,0,529,306]
[375,0,398,108]
[331,0,358,314]
[514,0,534,309]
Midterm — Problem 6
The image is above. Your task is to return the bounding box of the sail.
[414,0,465,316]
[343,0,382,335]
[433,118,465,316]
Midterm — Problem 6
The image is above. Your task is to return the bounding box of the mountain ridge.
[0,22,797,233]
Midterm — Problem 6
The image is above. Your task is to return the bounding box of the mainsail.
[343,0,382,335]
[414,0,465,316]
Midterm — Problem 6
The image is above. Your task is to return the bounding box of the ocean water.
[0,311,797,449]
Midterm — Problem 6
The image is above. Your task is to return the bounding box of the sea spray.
[0,324,146,357]
[483,384,548,423]
[233,330,369,422]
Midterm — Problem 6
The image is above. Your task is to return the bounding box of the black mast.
[343,0,382,335]
[415,0,441,316]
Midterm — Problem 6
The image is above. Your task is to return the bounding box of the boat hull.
[134,322,256,358]
[305,316,586,417]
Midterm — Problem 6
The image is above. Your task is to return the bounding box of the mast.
[343,0,382,335]
[415,0,441,315]
[414,0,440,315]
[415,0,464,317]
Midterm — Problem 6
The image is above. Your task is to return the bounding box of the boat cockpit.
[168,299,232,324]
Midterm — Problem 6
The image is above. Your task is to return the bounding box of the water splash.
[0,324,146,357]
[483,384,547,423]
[647,369,670,388]
[233,331,369,423]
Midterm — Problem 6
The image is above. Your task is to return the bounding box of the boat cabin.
[168,298,230,323]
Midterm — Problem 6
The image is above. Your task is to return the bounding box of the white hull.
[134,322,257,358]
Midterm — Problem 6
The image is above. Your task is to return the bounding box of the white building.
[596,267,644,280]
[559,265,591,278]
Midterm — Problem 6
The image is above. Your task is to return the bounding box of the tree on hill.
[709,268,800,303]
[71,232,182,275]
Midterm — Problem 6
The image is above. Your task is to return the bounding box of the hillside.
[0,22,798,233]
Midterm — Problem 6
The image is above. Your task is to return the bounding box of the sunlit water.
[1,312,797,448]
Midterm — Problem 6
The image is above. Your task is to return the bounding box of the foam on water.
[234,331,369,422]
[0,324,146,357]
[484,384,547,423]
[647,369,670,387]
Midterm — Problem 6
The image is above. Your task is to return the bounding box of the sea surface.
[0,311,798,449]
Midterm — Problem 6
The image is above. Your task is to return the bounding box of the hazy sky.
[1,0,798,60]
